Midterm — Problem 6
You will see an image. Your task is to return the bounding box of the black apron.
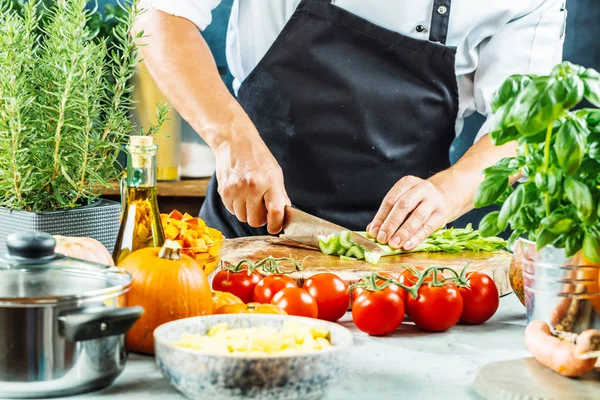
[201,0,458,238]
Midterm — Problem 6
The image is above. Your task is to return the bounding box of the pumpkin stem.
[159,240,182,260]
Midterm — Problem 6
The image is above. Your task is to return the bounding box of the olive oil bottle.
[113,136,165,264]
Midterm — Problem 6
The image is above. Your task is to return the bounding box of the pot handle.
[59,306,144,342]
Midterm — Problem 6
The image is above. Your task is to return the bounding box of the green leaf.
[498,184,524,230]
[536,228,558,251]
[582,230,600,263]
[474,175,509,208]
[564,177,594,220]
[565,231,584,258]
[489,118,520,146]
[511,76,566,135]
[589,136,600,161]
[546,166,562,196]
[580,67,600,108]
[479,211,502,238]
[554,118,586,175]
[534,172,548,192]
[541,214,574,234]
[561,74,585,109]
[507,230,523,251]
[491,75,533,112]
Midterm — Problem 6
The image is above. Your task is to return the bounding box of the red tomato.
[253,275,298,304]
[406,284,463,332]
[212,266,261,304]
[271,287,318,318]
[352,272,402,300]
[458,272,499,325]
[352,288,405,336]
[302,273,350,322]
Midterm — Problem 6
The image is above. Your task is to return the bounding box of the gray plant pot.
[0,199,121,254]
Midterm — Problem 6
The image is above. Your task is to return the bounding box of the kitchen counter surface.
[53,295,528,400]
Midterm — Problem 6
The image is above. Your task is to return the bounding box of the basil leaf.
[474,175,509,208]
[589,136,600,161]
[536,228,558,251]
[498,184,524,231]
[489,120,520,146]
[541,214,574,234]
[583,230,600,263]
[564,177,594,220]
[534,172,548,192]
[546,166,561,196]
[507,230,523,251]
[562,74,585,109]
[565,230,584,258]
[554,117,586,176]
[491,75,533,112]
[479,211,502,238]
[494,186,514,206]
[512,76,565,135]
[580,67,600,108]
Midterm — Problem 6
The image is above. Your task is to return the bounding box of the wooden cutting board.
[220,236,513,296]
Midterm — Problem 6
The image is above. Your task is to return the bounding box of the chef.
[135,0,566,249]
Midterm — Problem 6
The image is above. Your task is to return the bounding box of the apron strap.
[429,0,452,45]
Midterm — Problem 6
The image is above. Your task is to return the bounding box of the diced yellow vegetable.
[172,321,332,355]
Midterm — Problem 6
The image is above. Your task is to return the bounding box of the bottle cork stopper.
[129,135,153,146]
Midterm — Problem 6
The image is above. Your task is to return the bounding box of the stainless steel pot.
[0,232,143,398]
[519,239,600,334]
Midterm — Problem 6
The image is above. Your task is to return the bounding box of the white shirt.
[151,0,566,142]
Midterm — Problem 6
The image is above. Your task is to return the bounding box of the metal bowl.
[154,314,353,400]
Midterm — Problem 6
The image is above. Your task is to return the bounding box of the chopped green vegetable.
[345,245,365,260]
[317,224,507,264]
[339,231,354,249]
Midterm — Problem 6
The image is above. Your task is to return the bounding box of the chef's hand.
[367,176,450,251]
[214,120,290,234]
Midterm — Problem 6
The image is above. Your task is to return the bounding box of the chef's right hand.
[214,124,290,234]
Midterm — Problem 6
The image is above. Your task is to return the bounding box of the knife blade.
[281,206,382,262]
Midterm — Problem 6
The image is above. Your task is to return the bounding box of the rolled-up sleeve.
[473,0,566,143]
[151,0,222,30]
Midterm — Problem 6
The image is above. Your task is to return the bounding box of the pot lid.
[0,232,131,306]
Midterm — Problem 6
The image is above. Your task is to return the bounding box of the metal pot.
[519,239,600,334]
[0,232,143,398]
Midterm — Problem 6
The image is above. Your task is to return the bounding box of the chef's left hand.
[367,176,450,251]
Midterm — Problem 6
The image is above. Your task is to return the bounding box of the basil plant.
[475,62,600,263]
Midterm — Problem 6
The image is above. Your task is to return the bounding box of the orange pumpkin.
[212,291,244,314]
[118,240,212,354]
[53,235,114,266]
[216,302,287,315]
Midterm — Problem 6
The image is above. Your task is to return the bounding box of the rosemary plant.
[0,0,167,212]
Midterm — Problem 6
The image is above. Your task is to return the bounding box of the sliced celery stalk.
[339,231,354,249]
[345,245,365,260]
[364,251,382,265]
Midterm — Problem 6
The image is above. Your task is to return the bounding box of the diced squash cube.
[201,234,214,245]
[164,225,180,240]
[184,217,200,226]
[208,244,221,257]
[170,219,182,229]
[182,213,194,221]
[168,210,184,220]
[190,238,206,248]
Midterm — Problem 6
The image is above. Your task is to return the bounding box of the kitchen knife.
[282,206,382,263]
